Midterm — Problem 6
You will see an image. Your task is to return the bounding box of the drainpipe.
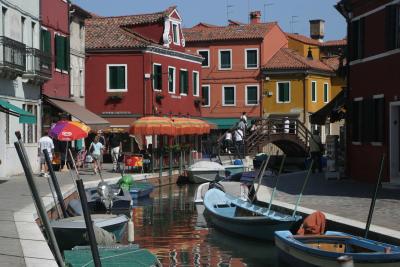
[303,73,307,125]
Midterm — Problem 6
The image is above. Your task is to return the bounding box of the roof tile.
[263,48,333,73]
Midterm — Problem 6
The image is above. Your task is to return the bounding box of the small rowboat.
[275,230,400,267]
[203,188,301,240]
[127,181,154,199]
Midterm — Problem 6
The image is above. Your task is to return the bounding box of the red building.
[337,0,400,183]
[85,6,203,129]
[183,11,288,129]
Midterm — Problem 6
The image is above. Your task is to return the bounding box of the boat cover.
[297,210,326,235]
[188,161,225,171]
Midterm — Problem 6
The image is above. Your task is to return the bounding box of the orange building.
[184,11,287,129]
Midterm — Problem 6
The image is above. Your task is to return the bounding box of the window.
[371,96,384,143]
[222,86,236,106]
[172,23,179,44]
[219,49,232,70]
[2,7,7,36]
[168,67,175,93]
[245,49,258,69]
[41,29,51,54]
[246,85,259,105]
[153,64,162,91]
[311,81,317,102]
[385,5,400,50]
[31,22,36,47]
[276,82,290,103]
[202,85,210,107]
[79,69,84,97]
[193,71,199,96]
[198,50,209,67]
[21,17,25,43]
[352,98,363,142]
[55,34,69,71]
[107,64,127,92]
[323,83,329,103]
[351,18,365,60]
[179,69,188,95]
[22,104,36,144]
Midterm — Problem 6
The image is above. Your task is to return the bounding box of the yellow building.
[262,45,345,141]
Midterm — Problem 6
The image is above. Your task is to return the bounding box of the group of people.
[222,112,248,157]
[38,129,123,177]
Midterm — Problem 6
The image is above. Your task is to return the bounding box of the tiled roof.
[86,6,176,49]
[286,33,347,47]
[192,22,218,28]
[321,56,346,71]
[263,48,333,73]
[183,22,277,42]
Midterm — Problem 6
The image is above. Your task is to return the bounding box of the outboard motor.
[97,182,113,210]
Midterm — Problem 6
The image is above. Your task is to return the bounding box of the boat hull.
[129,186,154,199]
[188,170,224,183]
[275,231,400,267]
[51,214,128,250]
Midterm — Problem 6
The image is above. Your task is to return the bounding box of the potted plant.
[107,92,123,102]
[155,92,165,103]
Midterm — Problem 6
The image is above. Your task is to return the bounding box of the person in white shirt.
[38,133,54,177]
[89,136,104,174]
[234,128,244,158]
[223,130,233,153]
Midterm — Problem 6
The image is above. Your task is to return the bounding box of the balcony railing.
[0,36,26,72]
[26,47,52,79]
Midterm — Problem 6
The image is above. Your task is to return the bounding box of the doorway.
[390,102,400,183]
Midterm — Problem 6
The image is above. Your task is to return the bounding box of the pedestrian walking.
[109,133,122,172]
[38,132,54,177]
[309,130,323,173]
[234,127,244,158]
[223,130,233,153]
[89,136,104,174]
[240,112,248,126]
[96,130,106,169]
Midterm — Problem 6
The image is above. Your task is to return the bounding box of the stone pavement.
[0,163,146,266]
[261,171,400,231]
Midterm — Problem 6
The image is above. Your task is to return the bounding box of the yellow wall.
[263,74,338,116]
[288,38,320,59]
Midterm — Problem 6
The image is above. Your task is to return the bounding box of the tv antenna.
[226,0,234,21]
[263,2,274,22]
[290,15,299,33]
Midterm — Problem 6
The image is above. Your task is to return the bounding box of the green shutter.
[55,35,65,70]
[109,67,117,89]
[41,30,51,54]
[284,83,289,102]
[168,68,174,92]
[64,36,69,71]
[278,83,284,102]
[247,86,257,104]
[193,72,198,95]
[224,87,234,105]
[202,86,209,105]
[117,66,125,89]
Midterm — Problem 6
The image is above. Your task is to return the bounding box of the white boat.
[187,161,226,183]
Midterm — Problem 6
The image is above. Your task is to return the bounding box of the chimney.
[309,19,325,42]
[250,11,261,24]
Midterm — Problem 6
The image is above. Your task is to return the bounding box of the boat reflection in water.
[131,183,282,267]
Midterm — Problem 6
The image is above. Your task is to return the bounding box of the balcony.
[24,47,52,84]
[0,36,26,79]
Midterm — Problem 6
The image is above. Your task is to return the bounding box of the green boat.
[64,244,162,267]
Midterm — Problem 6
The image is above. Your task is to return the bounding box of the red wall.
[185,24,287,119]
[131,24,164,44]
[85,51,202,118]
[41,0,70,98]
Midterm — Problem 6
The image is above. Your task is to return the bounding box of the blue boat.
[128,181,154,199]
[203,188,301,241]
[275,230,400,267]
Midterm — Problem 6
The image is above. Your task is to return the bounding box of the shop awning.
[203,118,241,129]
[0,98,36,124]
[310,90,346,125]
[46,97,110,130]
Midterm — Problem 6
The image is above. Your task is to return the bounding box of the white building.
[0,0,51,178]
[70,4,91,107]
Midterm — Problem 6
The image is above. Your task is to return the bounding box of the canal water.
[131,183,287,267]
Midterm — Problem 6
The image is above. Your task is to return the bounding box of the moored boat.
[50,214,128,250]
[203,188,301,240]
[274,230,400,267]
[127,181,154,199]
[187,161,226,183]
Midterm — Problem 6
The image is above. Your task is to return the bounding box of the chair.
[124,154,144,173]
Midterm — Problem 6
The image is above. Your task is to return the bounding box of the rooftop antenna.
[290,15,299,33]
[226,0,234,22]
[263,2,274,22]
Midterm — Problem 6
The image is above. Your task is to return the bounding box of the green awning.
[203,118,241,129]
[0,99,37,124]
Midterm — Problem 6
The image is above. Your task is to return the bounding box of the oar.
[292,160,314,218]
[251,155,270,202]
[267,154,286,213]
[364,154,385,238]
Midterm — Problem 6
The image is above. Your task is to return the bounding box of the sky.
[73,0,346,40]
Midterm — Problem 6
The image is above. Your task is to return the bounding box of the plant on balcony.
[155,92,165,104]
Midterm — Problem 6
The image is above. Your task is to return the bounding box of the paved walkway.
[261,171,400,231]
[0,163,151,266]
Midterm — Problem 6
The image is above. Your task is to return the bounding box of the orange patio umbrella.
[172,117,212,135]
[129,116,176,136]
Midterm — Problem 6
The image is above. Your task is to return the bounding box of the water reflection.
[132,183,285,267]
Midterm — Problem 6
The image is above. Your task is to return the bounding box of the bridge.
[216,118,312,158]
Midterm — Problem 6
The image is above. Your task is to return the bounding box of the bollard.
[337,255,354,267]
[128,210,134,242]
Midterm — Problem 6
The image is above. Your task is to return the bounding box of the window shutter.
[41,30,51,54]
[385,5,396,50]
[109,67,117,89]
[362,97,374,142]
[117,66,125,89]
[64,36,69,71]
[374,98,385,142]
[284,83,289,102]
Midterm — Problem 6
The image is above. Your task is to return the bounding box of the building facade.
[184,11,288,129]
[0,0,50,177]
[337,0,399,183]
[85,6,203,130]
